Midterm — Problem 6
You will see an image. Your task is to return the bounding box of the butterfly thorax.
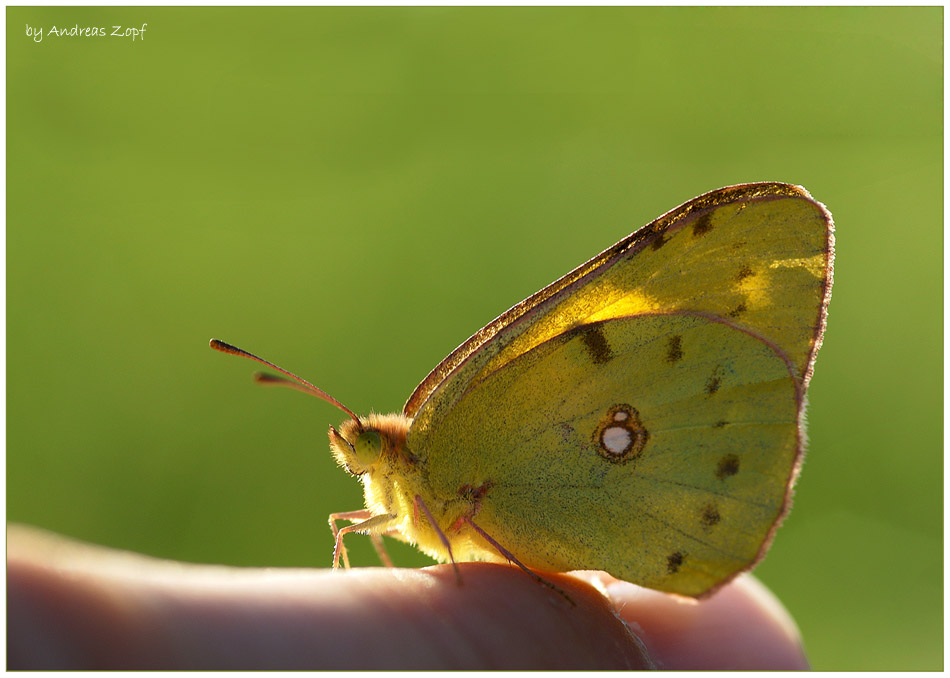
[328,412,497,564]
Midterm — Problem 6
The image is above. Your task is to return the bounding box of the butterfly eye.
[354,431,383,466]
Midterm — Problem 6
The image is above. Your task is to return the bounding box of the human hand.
[7,523,808,669]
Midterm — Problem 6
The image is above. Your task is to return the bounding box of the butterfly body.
[216,181,834,598]
[331,412,496,565]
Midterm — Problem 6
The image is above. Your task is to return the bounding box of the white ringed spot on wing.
[593,404,648,464]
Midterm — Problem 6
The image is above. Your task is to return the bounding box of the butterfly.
[212,182,834,598]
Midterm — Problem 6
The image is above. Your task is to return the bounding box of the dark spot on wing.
[716,453,740,480]
[667,551,685,574]
[581,324,613,364]
[705,367,722,395]
[736,266,755,282]
[692,212,714,237]
[713,419,728,428]
[666,335,683,364]
[700,503,721,528]
[651,234,670,250]
[727,303,747,318]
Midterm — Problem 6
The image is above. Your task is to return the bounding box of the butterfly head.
[329,412,413,477]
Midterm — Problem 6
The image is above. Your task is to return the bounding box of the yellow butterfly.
[212,182,834,598]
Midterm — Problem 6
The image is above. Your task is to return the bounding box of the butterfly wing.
[421,311,802,596]
[406,183,833,427]
[405,183,833,596]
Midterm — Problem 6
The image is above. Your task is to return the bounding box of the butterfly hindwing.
[421,312,802,596]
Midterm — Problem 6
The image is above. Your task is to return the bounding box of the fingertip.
[596,574,809,670]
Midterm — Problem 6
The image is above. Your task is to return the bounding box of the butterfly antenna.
[209,339,361,426]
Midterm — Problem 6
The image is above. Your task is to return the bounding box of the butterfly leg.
[369,534,395,568]
[329,511,396,569]
[463,516,573,605]
[414,494,462,585]
[329,510,371,568]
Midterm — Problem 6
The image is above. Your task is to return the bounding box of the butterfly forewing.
[406,184,832,433]
[402,183,832,596]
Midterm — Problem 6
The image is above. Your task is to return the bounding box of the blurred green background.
[7,7,941,670]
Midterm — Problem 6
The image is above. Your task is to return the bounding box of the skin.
[7,523,809,670]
